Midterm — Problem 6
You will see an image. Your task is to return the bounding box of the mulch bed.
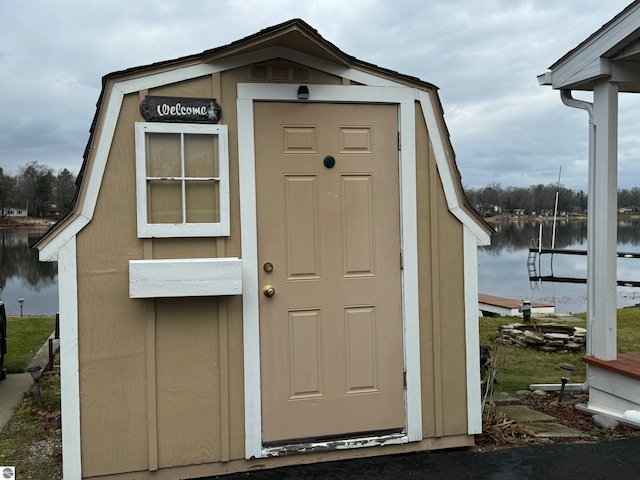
[475,391,637,451]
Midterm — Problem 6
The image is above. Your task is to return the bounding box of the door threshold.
[261,432,409,457]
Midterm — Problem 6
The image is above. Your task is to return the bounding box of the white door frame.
[238,83,421,458]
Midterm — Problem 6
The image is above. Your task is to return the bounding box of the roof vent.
[250,65,269,81]
[250,64,310,83]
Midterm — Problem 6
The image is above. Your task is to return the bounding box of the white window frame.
[134,122,229,237]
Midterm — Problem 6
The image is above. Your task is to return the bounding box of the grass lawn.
[479,307,640,394]
[4,316,56,373]
[0,315,61,479]
[0,374,62,479]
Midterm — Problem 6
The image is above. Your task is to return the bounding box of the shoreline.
[484,213,640,223]
[0,217,52,229]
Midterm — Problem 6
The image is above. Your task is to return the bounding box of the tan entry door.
[255,102,404,444]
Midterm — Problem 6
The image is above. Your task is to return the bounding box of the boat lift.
[528,244,640,288]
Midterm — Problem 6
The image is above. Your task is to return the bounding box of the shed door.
[255,102,404,444]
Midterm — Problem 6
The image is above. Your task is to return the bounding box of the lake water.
[0,229,58,316]
[479,218,640,314]
[2,221,640,316]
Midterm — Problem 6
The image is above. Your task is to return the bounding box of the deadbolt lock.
[263,285,275,297]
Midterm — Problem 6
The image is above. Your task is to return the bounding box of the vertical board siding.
[415,102,469,439]
[155,297,221,467]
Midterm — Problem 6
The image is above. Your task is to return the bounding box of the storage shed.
[35,19,492,479]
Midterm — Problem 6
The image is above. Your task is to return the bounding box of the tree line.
[0,161,76,219]
[465,182,640,217]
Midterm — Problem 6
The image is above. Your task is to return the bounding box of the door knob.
[263,285,275,297]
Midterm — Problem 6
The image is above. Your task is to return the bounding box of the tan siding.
[155,297,221,467]
[76,73,250,474]
[77,93,148,476]
[415,101,469,439]
[436,187,468,435]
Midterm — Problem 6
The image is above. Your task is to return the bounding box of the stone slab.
[498,404,557,422]
[521,421,590,438]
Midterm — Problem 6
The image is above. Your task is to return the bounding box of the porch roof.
[538,0,640,92]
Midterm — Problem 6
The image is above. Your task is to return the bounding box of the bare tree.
[17,161,54,217]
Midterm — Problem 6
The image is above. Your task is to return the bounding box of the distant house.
[1,207,27,218]
[43,201,62,219]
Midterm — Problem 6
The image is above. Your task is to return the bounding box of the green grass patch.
[480,316,587,393]
[480,307,640,393]
[5,316,56,373]
[616,307,640,353]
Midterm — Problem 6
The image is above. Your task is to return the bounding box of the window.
[135,122,229,237]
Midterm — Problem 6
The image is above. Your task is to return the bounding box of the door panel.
[256,102,404,443]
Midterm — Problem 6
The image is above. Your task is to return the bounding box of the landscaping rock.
[593,414,619,430]
[496,323,585,352]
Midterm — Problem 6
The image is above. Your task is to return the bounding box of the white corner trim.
[237,96,263,459]
[397,91,423,442]
[463,227,482,434]
[129,258,242,298]
[58,237,82,479]
[238,84,422,457]
[416,91,458,208]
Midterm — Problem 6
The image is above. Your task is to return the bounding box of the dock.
[479,293,555,317]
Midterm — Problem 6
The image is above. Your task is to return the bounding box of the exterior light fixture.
[18,298,25,318]
[297,85,309,100]
[558,362,575,403]
[27,365,43,409]
[518,300,531,323]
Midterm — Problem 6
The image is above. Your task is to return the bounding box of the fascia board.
[551,57,611,89]
[549,6,640,88]
[116,63,221,94]
[416,90,490,243]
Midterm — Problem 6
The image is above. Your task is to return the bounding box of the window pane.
[184,134,217,177]
[185,180,218,223]
[148,180,182,223]
[148,133,181,177]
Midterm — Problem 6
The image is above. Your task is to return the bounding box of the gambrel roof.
[35,18,491,258]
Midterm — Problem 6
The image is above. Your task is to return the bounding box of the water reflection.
[479,219,640,314]
[0,230,58,316]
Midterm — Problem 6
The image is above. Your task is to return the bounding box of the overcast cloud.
[0,0,636,191]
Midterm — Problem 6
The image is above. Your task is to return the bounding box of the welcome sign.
[140,96,222,123]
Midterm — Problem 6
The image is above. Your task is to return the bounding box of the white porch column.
[587,79,618,360]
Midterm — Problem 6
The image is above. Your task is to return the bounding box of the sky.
[0,0,638,192]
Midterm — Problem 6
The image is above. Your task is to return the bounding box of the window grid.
[135,122,229,238]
